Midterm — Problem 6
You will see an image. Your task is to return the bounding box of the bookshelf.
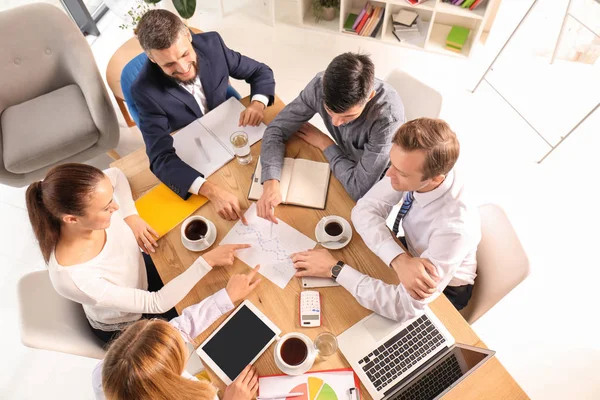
[297,0,498,58]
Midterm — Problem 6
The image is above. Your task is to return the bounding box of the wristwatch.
[330,261,345,281]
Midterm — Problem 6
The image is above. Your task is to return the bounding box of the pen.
[256,392,304,400]
[194,137,211,162]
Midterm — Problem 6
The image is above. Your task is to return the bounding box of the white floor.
[1,0,599,398]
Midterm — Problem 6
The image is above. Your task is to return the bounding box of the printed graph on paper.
[220,204,316,288]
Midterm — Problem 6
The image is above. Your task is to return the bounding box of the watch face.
[332,264,342,277]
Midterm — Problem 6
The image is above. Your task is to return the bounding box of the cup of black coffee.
[274,333,316,375]
[181,216,213,251]
[321,216,347,242]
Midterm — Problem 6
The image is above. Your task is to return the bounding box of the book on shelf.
[352,6,366,30]
[446,25,470,49]
[470,0,484,10]
[343,13,358,34]
[370,12,384,38]
[392,17,426,44]
[405,0,430,5]
[392,9,419,27]
[355,3,373,35]
[248,157,331,209]
[361,6,382,37]
[462,0,476,7]
[394,23,420,32]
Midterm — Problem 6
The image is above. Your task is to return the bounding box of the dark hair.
[322,52,375,113]
[25,164,105,263]
[136,9,189,52]
[393,118,460,180]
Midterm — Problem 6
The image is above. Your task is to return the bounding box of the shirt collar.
[413,169,454,208]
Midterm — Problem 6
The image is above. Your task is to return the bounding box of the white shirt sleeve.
[188,176,207,195]
[170,288,234,342]
[251,94,269,108]
[336,265,432,323]
[103,168,138,218]
[419,228,478,290]
[71,256,213,314]
[91,289,233,400]
[351,177,406,266]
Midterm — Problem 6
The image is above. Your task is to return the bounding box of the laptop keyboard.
[358,314,445,392]
[390,353,462,400]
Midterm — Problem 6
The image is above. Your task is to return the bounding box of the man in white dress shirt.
[292,118,481,322]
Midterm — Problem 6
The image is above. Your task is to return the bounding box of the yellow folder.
[134,183,209,237]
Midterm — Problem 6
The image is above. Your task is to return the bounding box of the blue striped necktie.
[392,191,414,236]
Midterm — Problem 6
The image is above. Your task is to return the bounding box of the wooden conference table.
[111,96,527,400]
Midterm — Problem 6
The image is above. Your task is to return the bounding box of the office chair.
[460,204,531,324]
[17,270,106,359]
[384,69,443,120]
[0,4,120,187]
[120,53,242,127]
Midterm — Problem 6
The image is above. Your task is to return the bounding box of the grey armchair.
[0,3,120,187]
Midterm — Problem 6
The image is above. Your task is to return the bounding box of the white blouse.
[92,288,234,400]
[48,168,213,331]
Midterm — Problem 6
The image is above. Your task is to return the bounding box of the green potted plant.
[312,0,340,22]
[119,0,196,30]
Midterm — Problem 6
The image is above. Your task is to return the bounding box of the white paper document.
[219,204,316,289]
[172,98,266,178]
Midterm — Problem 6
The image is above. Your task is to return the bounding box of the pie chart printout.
[285,377,338,400]
[259,370,356,400]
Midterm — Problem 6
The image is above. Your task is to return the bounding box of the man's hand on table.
[257,179,282,223]
[202,244,250,267]
[295,122,335,151]
[200,181,248,224]
[239,100,266,127]
[291,249,338,278]
[391,253,440,300]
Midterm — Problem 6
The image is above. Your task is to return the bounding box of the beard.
[166,59,198,85]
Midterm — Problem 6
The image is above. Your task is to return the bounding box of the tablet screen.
[201,304,277,381]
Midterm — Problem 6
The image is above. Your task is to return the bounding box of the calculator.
[299,291,321,327]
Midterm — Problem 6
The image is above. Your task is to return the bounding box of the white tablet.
[197,300,281,385]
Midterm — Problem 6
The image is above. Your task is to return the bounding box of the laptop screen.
[387,344,494,400]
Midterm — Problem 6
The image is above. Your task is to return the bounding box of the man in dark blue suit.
[132,10,275,222]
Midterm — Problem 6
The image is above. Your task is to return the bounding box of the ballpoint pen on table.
[194,137,211,162]
[348,387,359,400]
[256,392,304,400]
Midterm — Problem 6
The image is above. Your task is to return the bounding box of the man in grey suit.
[257,53,404,222]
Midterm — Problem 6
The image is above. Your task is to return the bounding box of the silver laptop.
[338,308,494,400]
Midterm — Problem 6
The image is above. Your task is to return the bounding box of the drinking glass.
[230,131,252,165]
[314,331,338,360]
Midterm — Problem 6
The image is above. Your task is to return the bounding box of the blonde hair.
[102,319,217,400]
[393,118,460,180]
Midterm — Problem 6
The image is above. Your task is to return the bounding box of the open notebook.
[248,157,331,209]
[172,97,266,177]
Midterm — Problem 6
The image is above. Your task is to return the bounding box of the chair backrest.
[460,204,531,324]
[17,270,106,359]
[120,54,243,127]
[384,70,443,120]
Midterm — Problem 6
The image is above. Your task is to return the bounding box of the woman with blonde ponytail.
[26,163,250,344]
[93,265,262,400]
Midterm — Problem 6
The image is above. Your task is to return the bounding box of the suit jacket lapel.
[165,83,202,118]
[196,47,215,111]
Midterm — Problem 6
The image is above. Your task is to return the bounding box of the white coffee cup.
[274,332,316,375]
[320,215,347,243]
[181,216,212,251]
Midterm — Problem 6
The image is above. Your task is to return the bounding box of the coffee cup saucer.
[182,219,217,252]
[273,349,314,376]
[315,217,352,250]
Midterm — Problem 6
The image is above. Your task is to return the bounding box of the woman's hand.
[202,244,251,267]
[124,215,159,254]
[223,365,259,400]
[226,265,262,303]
